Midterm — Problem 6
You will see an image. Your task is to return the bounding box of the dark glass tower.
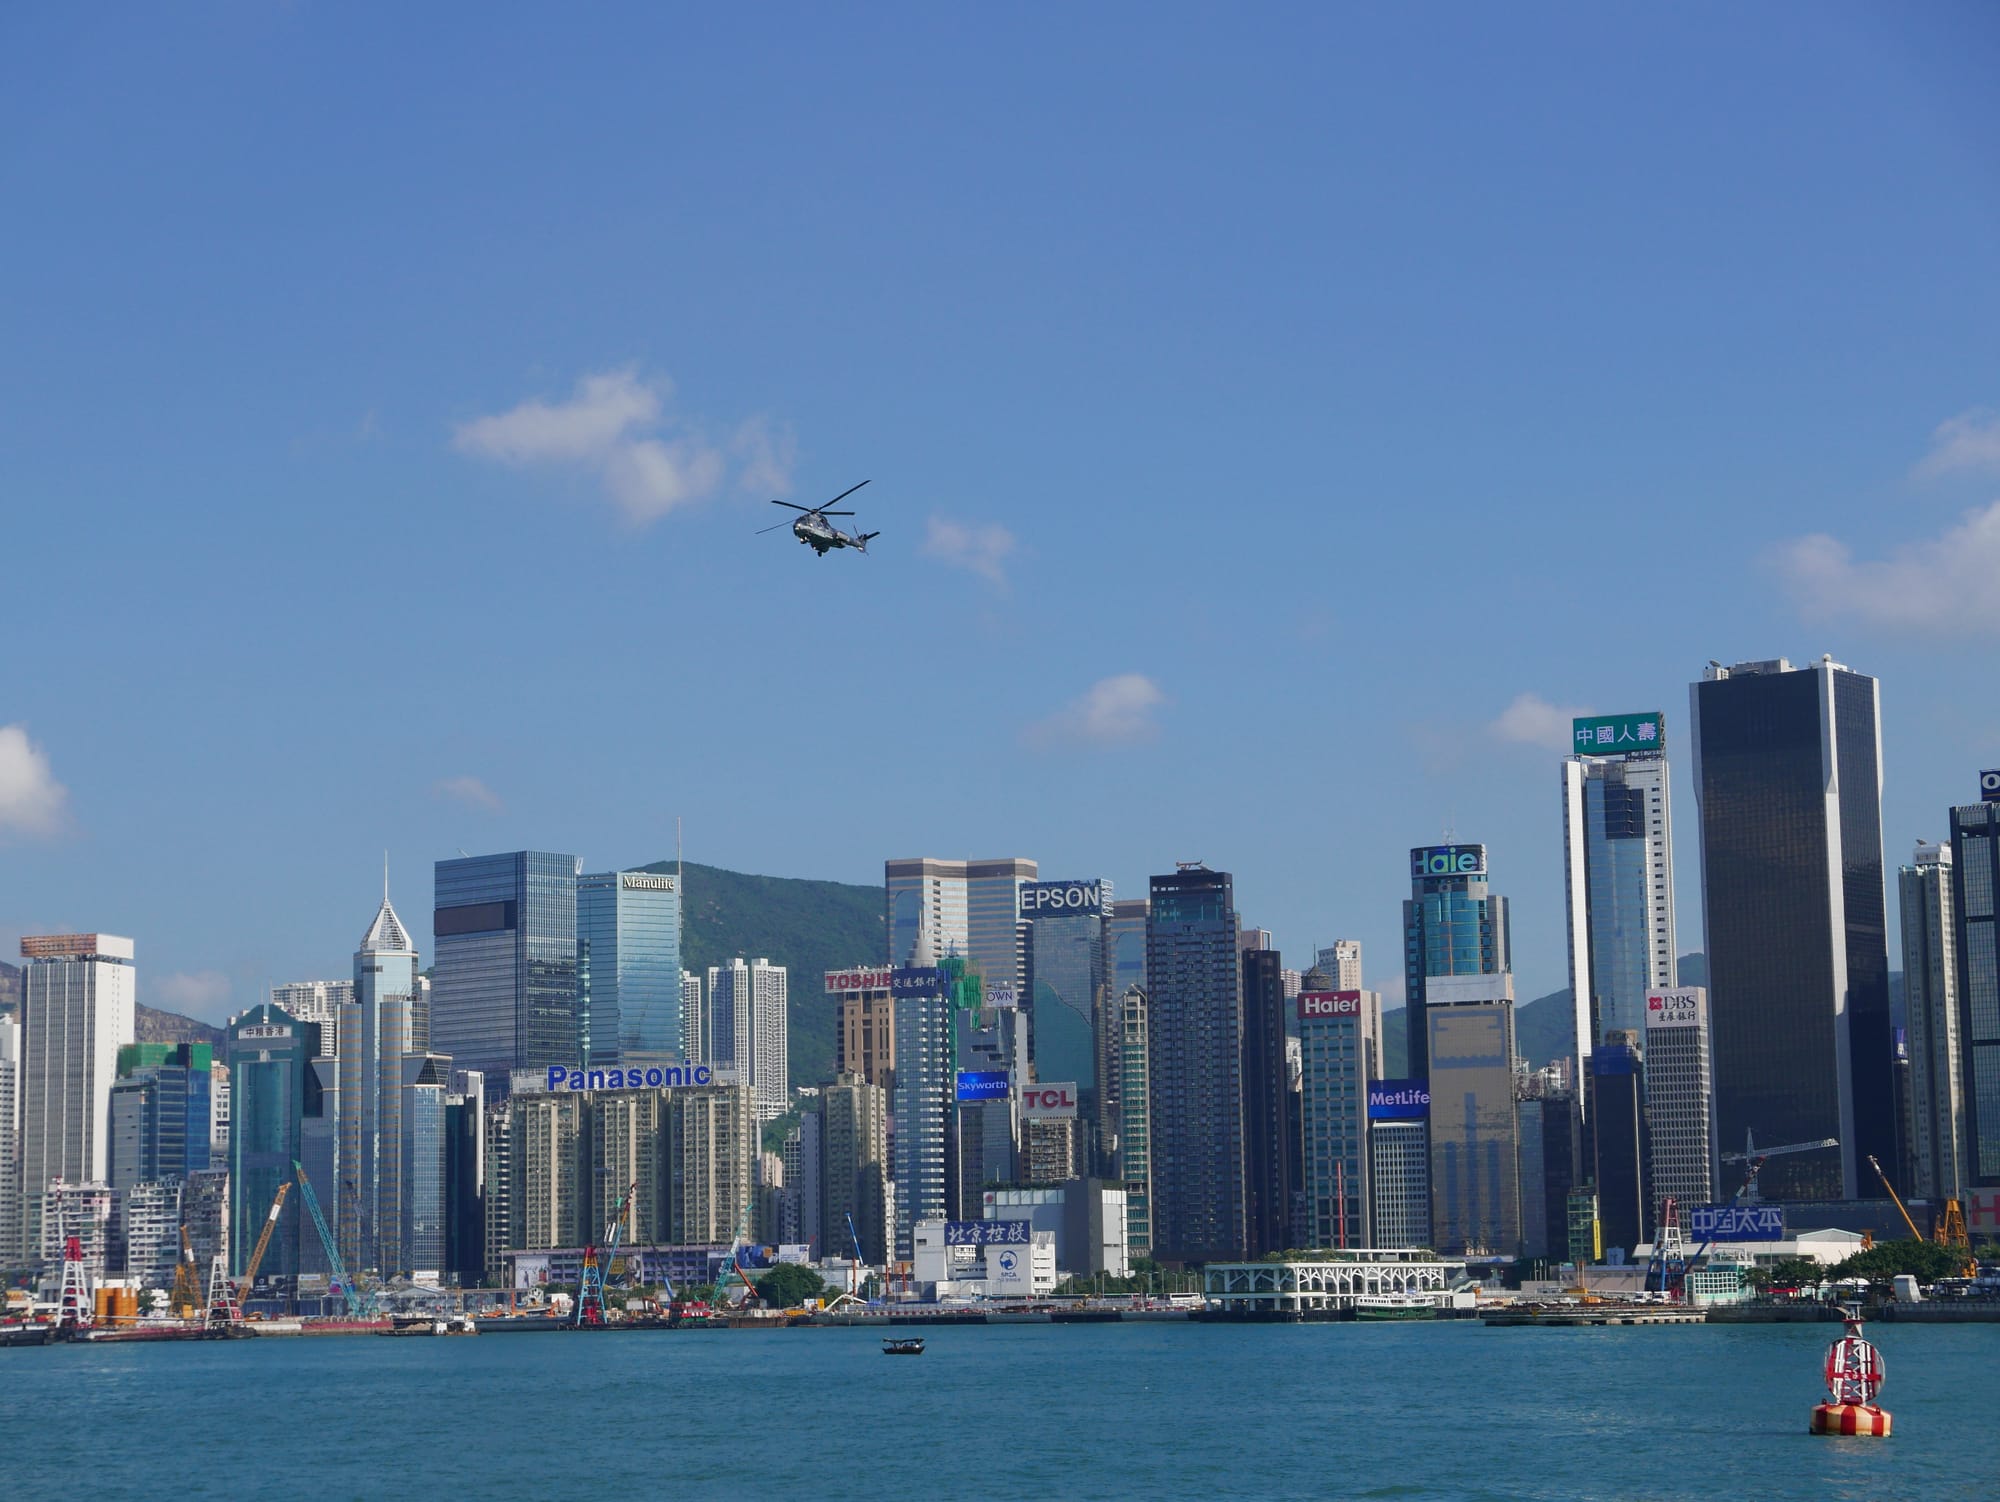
[1145,865,1245,1263]
[226,1004,322,1282]
[1588,1034,1650,1257]
[432,851,581,1086]
[1690,657,1893,1200]
[1239,947,1292,1257]
[1950,796,2000,1185]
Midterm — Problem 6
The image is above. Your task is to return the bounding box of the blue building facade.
[226,1004,322,1280]
[577,870,683,1066]
[433,850,580,1086]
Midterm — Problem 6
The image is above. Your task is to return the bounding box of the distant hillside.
[1,960,224,1050]
[137,1005,225,1048]
[1380,952,1714,1077]
[638,860,883,1090]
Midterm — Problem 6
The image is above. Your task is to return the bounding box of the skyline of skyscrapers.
[1691,656,1894,1201]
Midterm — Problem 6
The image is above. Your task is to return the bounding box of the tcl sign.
[1298,990,1362,1021]
[1020,1083,1078,1119]
[825,966,893,994]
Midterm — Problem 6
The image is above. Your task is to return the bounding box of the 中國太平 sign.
[1572,712,1665,755]
[1691,1204,1784,1241]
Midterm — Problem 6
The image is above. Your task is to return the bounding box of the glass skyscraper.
[1145,865,1246,1263]
[226,1002,321,1280]
[1562,714,1677,1068]
[1426,996,1521,1256]
[1690,657,1893,1200]
[341,886,424,1274]
[1403,846,1511,1080]
[577,870,683,1066]
[432,851,581,1085]
[885,858,971,968]
[1021,878,1110,1098]
[1297,988,1380,1250]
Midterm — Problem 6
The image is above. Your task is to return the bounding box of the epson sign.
[1019,880,1104,918]
[1410,844,1486,879]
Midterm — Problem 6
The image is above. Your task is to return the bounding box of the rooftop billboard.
[1409,845,1486,879]
[1367,1080,1430,1120]
[955,1069,1010,1103]
[1571,712,1665,756]
[1019,880,1105,918]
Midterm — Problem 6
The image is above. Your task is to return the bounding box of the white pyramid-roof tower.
[359,855,415,954]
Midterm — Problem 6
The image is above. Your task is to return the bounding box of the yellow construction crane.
[170,1225,203,1319]
[1865,1156,1926,1243]
[238,1182,292,1300]
[1937,1198,1978,1279]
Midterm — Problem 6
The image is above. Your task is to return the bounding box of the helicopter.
[757,480,881,556]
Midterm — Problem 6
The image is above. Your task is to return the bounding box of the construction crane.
[846,1211,867,1300]
[577,1180,638,1327]
[1655,1134,1839,1296]
[170,1226,203,1319]
[715,1189,761,1309]
[1721,1130,1840,1202]
[292,1161,376,1319]
[229,1180,292,1321]
[1865,1155,1927,1242]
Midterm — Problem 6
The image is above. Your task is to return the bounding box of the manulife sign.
[1571,712,1664,756]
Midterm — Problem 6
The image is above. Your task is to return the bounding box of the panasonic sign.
[1019,880,1104,918]
[546,1063,713,1092]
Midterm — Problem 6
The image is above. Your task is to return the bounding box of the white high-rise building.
[1316,941,1363,991]
[885,858,1037,988]
[270,981,354,1052]
[704,959,788,1121]
[340,885,425,1274]
[1562,714,1677,1070]
[209,1062,230,1167]
[18,934,136,1262]
[679,971,703,1062]
[0,1014,19,1265]
[1899,841,1967,1201]
[1643,987,1716,1227]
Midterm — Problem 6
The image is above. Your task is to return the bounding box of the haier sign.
[1410,844,1486,879]
[1019,880,1104,918]
[1367,1080,1430,1120]
[1298,990,1363,1022]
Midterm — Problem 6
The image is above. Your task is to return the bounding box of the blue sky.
[4,3,1998,1020]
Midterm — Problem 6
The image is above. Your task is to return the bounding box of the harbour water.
[8,1321,1995,1500]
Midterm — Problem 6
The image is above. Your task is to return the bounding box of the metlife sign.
[1019,880,1104,918]
[1410,844,1486,879]
[1645,989,1704,1029]
[1691,1204,1785,1242]
[1367,1080,1430,1120]
[1571,712,1665,756]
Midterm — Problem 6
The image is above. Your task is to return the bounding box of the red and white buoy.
[1810,1308,1891,1437]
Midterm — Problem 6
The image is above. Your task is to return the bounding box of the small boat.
[882,1337,926,1355]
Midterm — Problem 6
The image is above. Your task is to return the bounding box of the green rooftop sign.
[1572,712,1664,755]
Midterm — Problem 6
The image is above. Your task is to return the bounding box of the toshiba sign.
[824,966,893,994]
[1020,1083,1078,1119]
[1298,990,1363,1022]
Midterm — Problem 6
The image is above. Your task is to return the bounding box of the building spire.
[384,848,390,903]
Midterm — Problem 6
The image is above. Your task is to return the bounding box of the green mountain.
[1,961,224,1048]
[637,860,883,1089]
[1380,952,1713,1077]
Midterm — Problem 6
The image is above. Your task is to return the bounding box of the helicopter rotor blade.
[754,521,789,534]
[769,500,816,512]
[823,480,871,508]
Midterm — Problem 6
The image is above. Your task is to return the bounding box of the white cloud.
[452,367,791,524]
[1024,674,1167,750]
[1489,693,1593,752]
[1916,409,2000,479]
[0,725,68,838]
[922,515,1016,587]
[156,970,231,1016]
[433,775,503,812]
[1774,500,2000,633]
